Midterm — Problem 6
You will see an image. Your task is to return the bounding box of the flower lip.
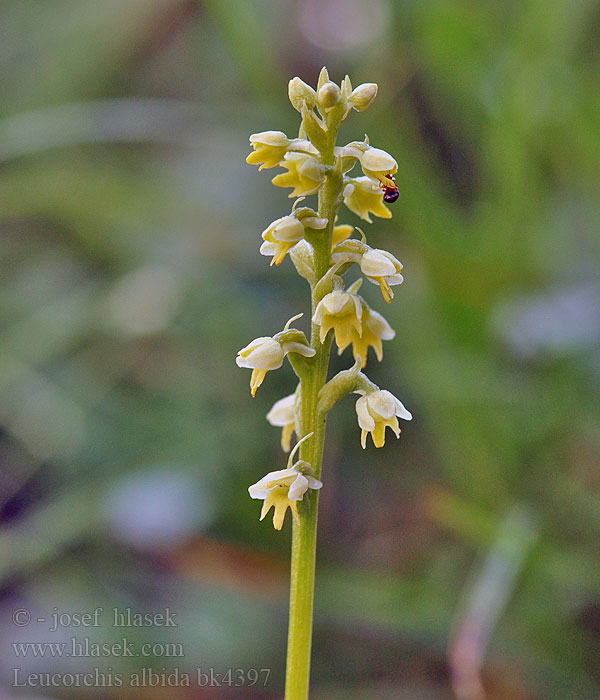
[349,304,395,368]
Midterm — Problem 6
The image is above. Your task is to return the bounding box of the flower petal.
[355,395,376,431]
[287,473,309,501]
[266,394,296,427]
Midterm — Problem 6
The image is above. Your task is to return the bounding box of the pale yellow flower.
[260,216,305,267]
[355,390,412,448]
[248,433,322,530]
[266,394,297,452]
[359,147,398,188]
[350,305,395,368]
[312,289,362,351]
[272,152,326,198]
[343,176,392,223]
[236,334,315,396]
[360,249,404,303]
[260,214,326,266]
[236,337,284,397]
[246,131,290,170]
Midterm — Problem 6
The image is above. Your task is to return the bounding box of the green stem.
[284,112,342,700]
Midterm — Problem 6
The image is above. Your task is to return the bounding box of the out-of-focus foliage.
[0,1,599,698]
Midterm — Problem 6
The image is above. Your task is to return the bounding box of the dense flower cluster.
[238,68,412,530]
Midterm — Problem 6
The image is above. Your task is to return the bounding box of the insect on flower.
[381,174,399,204]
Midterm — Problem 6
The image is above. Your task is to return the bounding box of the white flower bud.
[289,77,317,112]
[349,83,378,112]
[317,82,341,110]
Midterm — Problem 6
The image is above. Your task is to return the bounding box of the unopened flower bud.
[289,77,317,112]
[349,83,378,112]
[317,82,341,111]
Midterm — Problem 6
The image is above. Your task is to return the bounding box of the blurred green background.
[1,1,599,698]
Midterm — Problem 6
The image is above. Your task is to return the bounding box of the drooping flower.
[236,337,284,397]
[236,329,315,396]
[260,216,305,267]
[248,433,322,530]
[272,152,326,197]
[312,288,363,351]
[355,389,412,448]
[246,131,291,170]
[360,248,404,303]
[267,394,297,452]
[260,213,327,266]
[343,176,392,223]
[350,304,395,368]
[358,147,398,188]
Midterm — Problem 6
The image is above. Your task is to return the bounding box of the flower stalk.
[241,67,412,699]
